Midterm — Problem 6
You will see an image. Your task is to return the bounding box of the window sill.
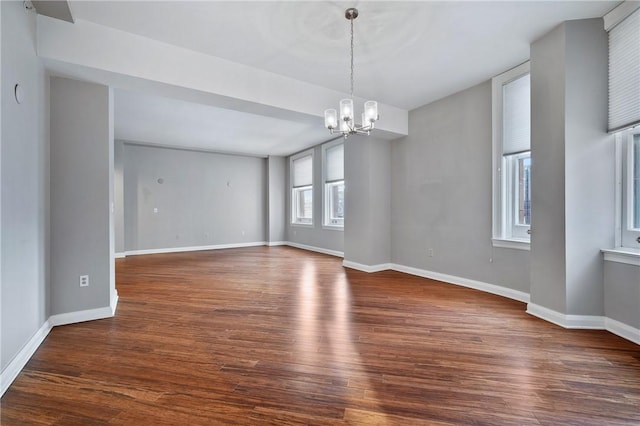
[492,238,530,251]
[601,247,640,266]
[291,222,314,228]
[322,225,344,231]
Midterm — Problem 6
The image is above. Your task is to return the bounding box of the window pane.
[297,188,313,220]
[633,134,640,229]
[517,156,532,226]
[325,181,344,226]
[330,182,344,220]
[292,186,312,224]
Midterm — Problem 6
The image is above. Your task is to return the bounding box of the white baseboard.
[605,317,640,345]
[111,291,119,315]
[50,291,119,327]
[391,263,531,303]
[1,291,119,397]
[526,303,605,329]
[1,320,52,397]
[285,242,344,258]
[267,241,286,247]
[124,241,267,256]
[114,252,126,259]
[343,260,392,273]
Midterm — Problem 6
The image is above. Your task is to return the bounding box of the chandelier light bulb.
[324,109,338,129]
[365,101,378,123]
[340,99,354,124]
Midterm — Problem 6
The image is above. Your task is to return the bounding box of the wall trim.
[526,303,605,329]
[114,252,126,259]
[285,241,344,258]
[605,317,640,345]
[124,241,267,256]
[49,290,119,327]
[601,248,640,266]
[391,263,531,303]
[267,241,286,247]
[342,260,392,273]
[1,320,52,397]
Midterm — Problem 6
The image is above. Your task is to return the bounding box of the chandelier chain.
[350,15,354,99]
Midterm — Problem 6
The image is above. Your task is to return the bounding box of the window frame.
[618,128,640,249]
[504,151,532,239]
[321,140,345,230]
[290,149,314,227]
[492,61,531,250]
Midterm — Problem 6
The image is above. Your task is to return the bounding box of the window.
[619,129,640,248]
[607,6,640,251]
[492,62,531,249]
[291,151,313,225]
[323,141,344,228]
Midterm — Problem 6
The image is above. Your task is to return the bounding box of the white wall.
[1,0,49,372]
[49,76,114,315]
[123,143,268,252]
[390,81,530,293]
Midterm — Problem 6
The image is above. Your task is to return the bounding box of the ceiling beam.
[36,14,408,139]
[31,1,74,23]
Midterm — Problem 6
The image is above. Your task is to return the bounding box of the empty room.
[1,0,639,424]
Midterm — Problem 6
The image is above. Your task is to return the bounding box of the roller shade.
[608,8,640,132]
[292,154,312,188]
[325,143,344,182]
[502,74,531,155]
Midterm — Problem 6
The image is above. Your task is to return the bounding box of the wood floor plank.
[2,246,639,424]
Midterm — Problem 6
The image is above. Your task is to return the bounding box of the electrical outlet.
[79,275,89,287]
[428,248,434,257]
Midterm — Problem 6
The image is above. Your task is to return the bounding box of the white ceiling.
[66,0,619,156]
[114,89,332,157]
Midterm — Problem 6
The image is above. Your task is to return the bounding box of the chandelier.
[324,8,379,138]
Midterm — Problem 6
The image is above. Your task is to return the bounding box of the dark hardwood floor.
[2,246,639,425]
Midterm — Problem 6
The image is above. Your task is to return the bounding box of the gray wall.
[530,19,612,316]
[344,136,391,266]
[123,144,267,251]
[390,81,530,293]
[529,23,568,312]
[267,156,285,243]
[1,0,49,372]
[114,140,125,254]
[604,262,640,329]
[564,19,612,315]
[285,143,344,254]
[50,77,114,315]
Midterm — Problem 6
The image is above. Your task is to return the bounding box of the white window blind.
[502,74,531,155]
[292,154,313,188]
[325,143,344,182]
[608,8,640,132]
